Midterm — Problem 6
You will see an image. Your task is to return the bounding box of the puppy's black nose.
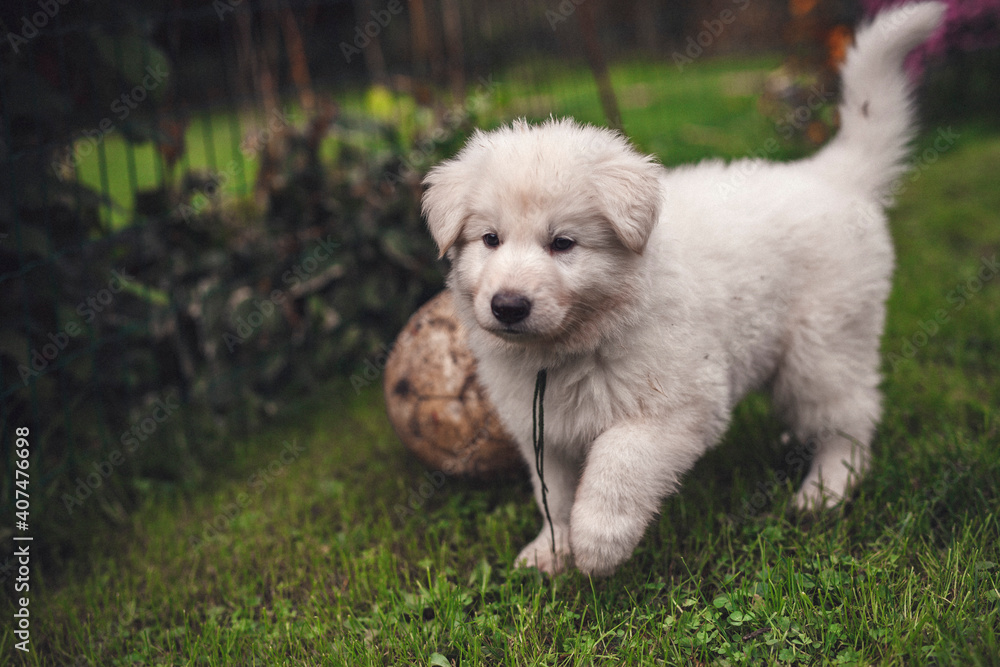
[491,292,531,325]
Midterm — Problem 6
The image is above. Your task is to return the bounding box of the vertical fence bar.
[221,17,250,199]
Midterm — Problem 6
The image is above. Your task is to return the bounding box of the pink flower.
[861,0,1000,76]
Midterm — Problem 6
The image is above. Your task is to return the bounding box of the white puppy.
[421,2,946,576]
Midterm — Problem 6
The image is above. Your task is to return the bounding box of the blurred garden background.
[0,0,999,662]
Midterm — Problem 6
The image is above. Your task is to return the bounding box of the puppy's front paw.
[793,462,858,511]
[792,475,846,512]
[515,525,572,575]
[570,502,647,577]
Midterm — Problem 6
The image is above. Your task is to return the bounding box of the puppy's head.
[422,118,662,352]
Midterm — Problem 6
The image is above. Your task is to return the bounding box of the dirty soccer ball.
[383,290,524,479]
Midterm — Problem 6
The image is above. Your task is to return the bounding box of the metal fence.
[0,0,809,564]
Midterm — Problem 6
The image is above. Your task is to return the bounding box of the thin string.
[532,368,555,556]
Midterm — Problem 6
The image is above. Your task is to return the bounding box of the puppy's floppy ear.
[422,162,467,258]
[422,134,486,258]
[590,151,662,254]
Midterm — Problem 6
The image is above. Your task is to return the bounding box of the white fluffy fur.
[421,2,946,576]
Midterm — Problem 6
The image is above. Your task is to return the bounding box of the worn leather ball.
[383,290,524,479]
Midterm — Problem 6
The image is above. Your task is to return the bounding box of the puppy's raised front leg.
[514,444,580,575]
[571,417,703,576]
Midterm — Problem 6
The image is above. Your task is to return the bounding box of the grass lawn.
[5,58,1000,665]
[73,56,789,229]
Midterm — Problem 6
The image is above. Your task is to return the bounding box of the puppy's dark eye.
[550,237,575,252]
[483,233,500,248]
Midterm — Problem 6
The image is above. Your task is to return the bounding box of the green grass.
[6,61,1000,665]
[74,109,262,230]
[73,56,790,229]
[491,55,794,165]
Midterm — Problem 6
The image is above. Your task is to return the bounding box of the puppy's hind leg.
[774,319,884,510]
[787,392,878,510]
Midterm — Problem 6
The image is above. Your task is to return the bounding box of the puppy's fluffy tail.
[810,1,946,201]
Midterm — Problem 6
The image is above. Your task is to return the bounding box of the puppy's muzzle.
[491,292,532,325]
